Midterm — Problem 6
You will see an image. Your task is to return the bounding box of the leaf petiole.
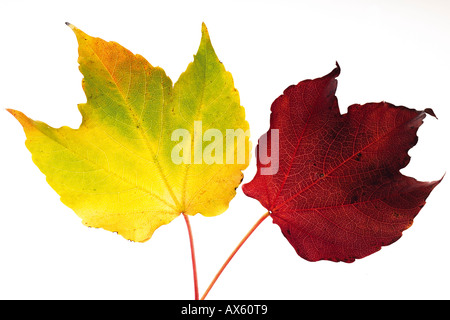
[183,213,199,300]
[200,211,270,300]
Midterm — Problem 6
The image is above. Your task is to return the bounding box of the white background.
[0,0,449,300]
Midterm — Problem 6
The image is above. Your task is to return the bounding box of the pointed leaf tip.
[7,108,34,129]
[330,61,341,78]
[65,22,76,30]
[6,108,18,117]
[424,108,437,119]
[201,22,210,40]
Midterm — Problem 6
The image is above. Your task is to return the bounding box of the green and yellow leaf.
[9,23,250,242]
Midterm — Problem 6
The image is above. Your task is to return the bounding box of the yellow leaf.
[9,23,250,242]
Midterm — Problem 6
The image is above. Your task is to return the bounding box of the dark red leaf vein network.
[242,63,441,262]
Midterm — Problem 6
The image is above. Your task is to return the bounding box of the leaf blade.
[242,64,441,262]
[10,23,250,242]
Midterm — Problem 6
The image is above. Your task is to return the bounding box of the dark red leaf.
[242,64,441,262]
